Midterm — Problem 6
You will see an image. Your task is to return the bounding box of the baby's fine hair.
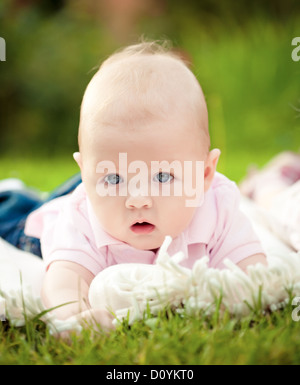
[79,39,210,151]
[101,39,186,67]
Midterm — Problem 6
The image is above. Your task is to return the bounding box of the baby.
[21,41,266,328]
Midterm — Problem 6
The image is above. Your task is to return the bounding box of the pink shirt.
[25,172,264,275]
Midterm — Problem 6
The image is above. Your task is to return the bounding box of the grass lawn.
[1,299,300,365]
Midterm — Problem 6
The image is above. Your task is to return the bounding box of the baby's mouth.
[130,221,155,234]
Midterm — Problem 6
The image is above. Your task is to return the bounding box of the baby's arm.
[42,261,93,319]
[236,253,267,273]
[41,261,114,332]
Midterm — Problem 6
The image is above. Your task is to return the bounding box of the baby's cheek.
[170,206,197,233]
[94,198,123,226]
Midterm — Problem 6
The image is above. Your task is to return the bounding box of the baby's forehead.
[91,53,197,98]
[86,120,208,164]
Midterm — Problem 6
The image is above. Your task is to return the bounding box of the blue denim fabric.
[0,173,82,257]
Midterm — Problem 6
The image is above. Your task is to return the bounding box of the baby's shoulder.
[210,172,241,211]
[211,172,239,194]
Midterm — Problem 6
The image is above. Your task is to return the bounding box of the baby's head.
[74,40,220,250]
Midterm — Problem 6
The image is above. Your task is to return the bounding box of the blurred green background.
[0,0,300,190]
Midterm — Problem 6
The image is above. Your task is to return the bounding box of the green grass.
[0,156,80,192]
[1,301,300,365]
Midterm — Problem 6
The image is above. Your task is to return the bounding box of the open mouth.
[130,221,155,234]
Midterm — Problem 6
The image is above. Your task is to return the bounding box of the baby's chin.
[125,236,166,252]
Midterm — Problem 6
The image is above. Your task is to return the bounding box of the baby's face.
[77,116,218,251]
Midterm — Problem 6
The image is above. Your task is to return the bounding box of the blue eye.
[104,174,123,185]
[154,172,174,183]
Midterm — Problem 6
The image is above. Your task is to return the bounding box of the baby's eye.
[104,174,123,185]
[154,172,174,184]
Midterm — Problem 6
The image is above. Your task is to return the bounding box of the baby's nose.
[125,194,153,209]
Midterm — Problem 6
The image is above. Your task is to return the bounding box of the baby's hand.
[52,308,115,341]
[76,308,116,332]
[237,253,267,273]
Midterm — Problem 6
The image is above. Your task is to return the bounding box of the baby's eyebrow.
[96,170,120,175]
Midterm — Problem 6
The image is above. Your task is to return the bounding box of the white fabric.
[0,238,81,333]
[0,196,299,333]
[0,238,45,325]
[0,178,26,193]
[268,181,300,251]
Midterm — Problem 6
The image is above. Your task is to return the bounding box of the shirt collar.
[86,197,123,249]
[184,187,217,246]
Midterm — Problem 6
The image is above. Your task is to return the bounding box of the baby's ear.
[204,149,221,192]
[73,152,83,170]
